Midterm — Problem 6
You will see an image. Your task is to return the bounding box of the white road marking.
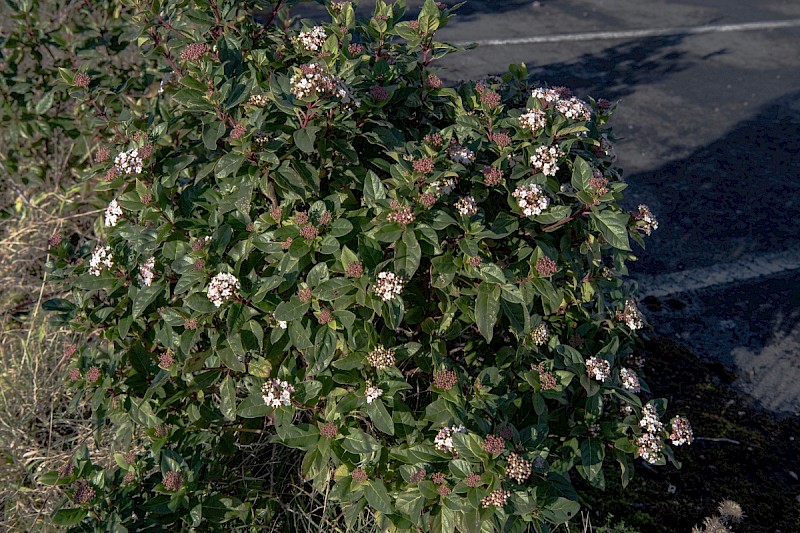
[635,249,800,297]
[456,19,800,47]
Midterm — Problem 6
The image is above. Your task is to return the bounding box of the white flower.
[277,320,288,329]
[105,199,123,227]
[531,87,561,103]
[512,183,550,217]
[636,432,663,464]
[138,257,156,287]
[262,379,294,408]
[618,300,643,330]
[430,177,457,195]
[114,148,143,175]
[529,145,564,176]
[207,272,240,307]
[365,384,383,404]
[434,424,467,452]
[555,96,592,121]
[635,205,659,235]
[454,195,477,216]
[519,108,546,132]
[373,271,404,301]
[447,144,475,166]
[296,26,327,52]
[669,416,694,446]
[88,245,113,276]
[585,356,611,382]
[639,403,664,434]
[620,367,641,392]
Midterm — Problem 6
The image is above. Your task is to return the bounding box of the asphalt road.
[297,0,800,415]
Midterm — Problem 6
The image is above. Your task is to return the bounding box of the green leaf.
[274,297,310,322]
[132,282,163,319]
[579,438,604,482]
[475,282,501,342]
[363,171,387,208]
[52,508,88,526]
[394,230,421,278]
[571,156,592,192]
[237,395,271,418]
[364,480,394,515]
[215,153,245,180]
[365,399,395,435]
[203,121,226,150]
[220,375,236,421]
[591,208,631,250]
[293,126,320,154]
[342,428,381,455]
[542,496,580,524]
[35,90,55,115]
[186,292,218,313]
[310,327,336,374]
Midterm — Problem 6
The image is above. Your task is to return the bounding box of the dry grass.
[0,177,101,530]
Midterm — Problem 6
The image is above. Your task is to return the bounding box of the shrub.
[41,0,692,530]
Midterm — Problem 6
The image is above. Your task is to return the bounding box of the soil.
[578,337,800,532]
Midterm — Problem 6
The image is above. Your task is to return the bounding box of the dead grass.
[0,176,101,530]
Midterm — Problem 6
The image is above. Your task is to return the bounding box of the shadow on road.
[531,35,693,100]
[627,90,800,274]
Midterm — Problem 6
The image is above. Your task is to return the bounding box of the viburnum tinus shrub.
[43,0,693,530]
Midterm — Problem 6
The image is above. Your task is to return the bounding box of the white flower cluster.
[365,383,383,404]
[530,87,561,102]
[247,94,269,106]
[619,300,643,330]
[512,183,549,217]
[530,323,550,346]
[295,26,327,52]
[89,245,113,276]
[519,108,546,132]
[430,177,457,195]
[434,424,467,452]
[139,257,156,287]
[290,63,335,99]
[447,143,475,165]
[207,272,240,307]
[639,403,664,433]
[555,96,592,121]
[636,204,659,235]
[289,63,358,106]
[669,416,694,446]
[620,367,641,392]
[585,356,611,382]
[636,432,663,464]
[366,346,395,369]
[114,148,143,175]
[529,145,564,176]
[261,379,294,408]
[454,195,477,216]
[104,199,123,227]
[637,403,665,464]
[373,271,404,301]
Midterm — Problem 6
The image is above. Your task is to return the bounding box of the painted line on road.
[456,19,800,47]
[634,249,800,298]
